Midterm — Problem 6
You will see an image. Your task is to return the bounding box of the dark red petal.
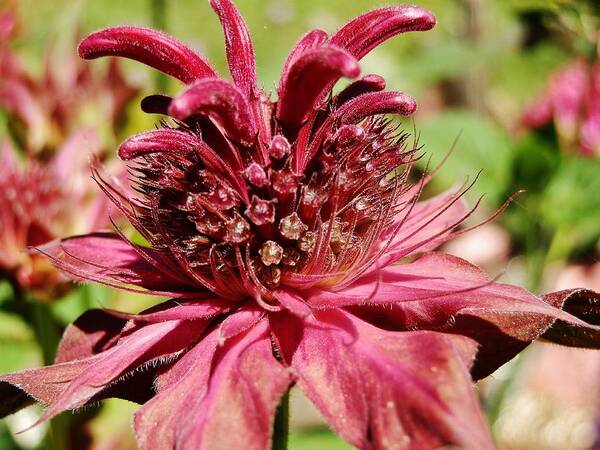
[36,232,200,296]
[334,74,386,106]
[118,129,199,160]
[209,0,257,99]
[78,26,218,84]
[342,253,600,379]
[541,289,600,347]
[140,94,172,115]
[134,318,291,450]
[270,309,494,449]
[280,29,328,89]
[37,320,204,423]
[276,45,360,128]
[330,6,436,60]
[0,318,203,420]
[169,78,257,145]
[338,90,417,124]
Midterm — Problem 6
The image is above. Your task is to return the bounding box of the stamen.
[225,215,251,243]
[260,241,283,266]
[279,212,308,240]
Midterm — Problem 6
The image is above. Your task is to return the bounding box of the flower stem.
[29,300,69,450]
[272,389,290,450]
[150,0,169,92]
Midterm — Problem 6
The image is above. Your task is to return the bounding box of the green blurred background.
[1,0,599,449]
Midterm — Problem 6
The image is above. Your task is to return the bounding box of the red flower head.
[0,6,139,154]
[523,58,600,157]
[2,2,600,449]
[0,134,113,298]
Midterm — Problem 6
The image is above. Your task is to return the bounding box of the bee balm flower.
[2,2,600,449]
[523,59,600,157]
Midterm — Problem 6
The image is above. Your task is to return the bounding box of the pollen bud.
[245,162,268,187]
[279,212,308,240]
[260,241,283,266]
[336,124,365,147]
[298,231,316,252]
[272,170,297,195]
[269,135,290,160]
[209,186,237,210]
[245,195,276,225]
[225,215,251,243]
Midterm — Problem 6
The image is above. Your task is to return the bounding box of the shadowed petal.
[334,74,386,106]
[330,6,436,60]
[277,46,360,127]
[78,26,218,84]
[36,232,200,296]
[140,94,172,115]
[134,318,291,450]
[270,309,493,450]
[55,309,128,363]
[169,78,257,146]
[541,289,600,347]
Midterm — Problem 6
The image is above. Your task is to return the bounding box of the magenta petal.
[217,305,264,343]
[271,309,494,449]
[338,91,417,125]
[78,26,218,84]
[37,319,204,423]
[331,6,436,60]
[36,232,200,296]
[344,252,600,378]
[169,78,257,145]
[108,299,233,324]
[276,46,360,127]
[0,356,100,418]
[118,129,200,160]
[134,318,291,450]
[0,317,198,420]
[334,74,386,106]
[280,29,328,83]
[209,0,257,99]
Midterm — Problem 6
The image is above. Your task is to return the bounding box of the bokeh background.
[0,0,599,449]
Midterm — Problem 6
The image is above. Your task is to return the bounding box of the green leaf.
[417,110,514,204]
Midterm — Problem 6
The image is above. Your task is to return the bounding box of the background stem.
[272,389,290,450]
[150,0,169,92]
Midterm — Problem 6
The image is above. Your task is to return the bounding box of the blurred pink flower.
[523,59,600,157]
[0,7,138,153]
[1,2,600,449]
[0,134,113,298]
